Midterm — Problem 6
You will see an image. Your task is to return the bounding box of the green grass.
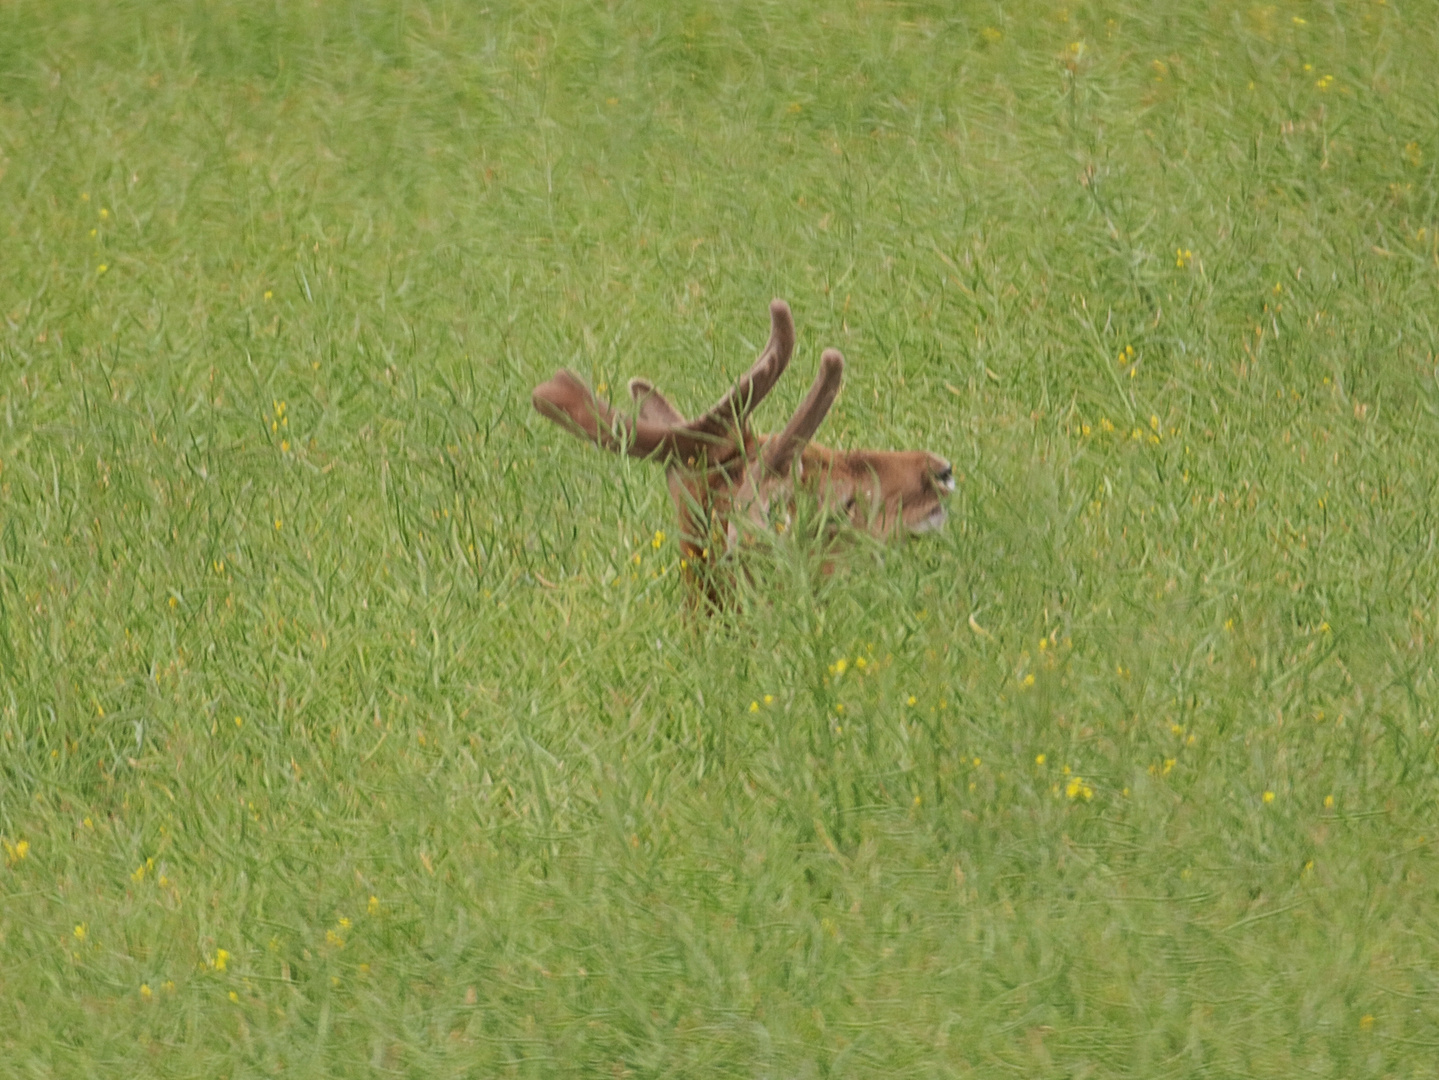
[2,0,1439,1075]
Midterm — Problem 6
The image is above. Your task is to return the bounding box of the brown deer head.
[532,300,953,584]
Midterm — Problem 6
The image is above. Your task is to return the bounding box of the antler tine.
[628,378,687,426]
[533,370,679,459]
[685,299,796,441]
[761,348,844,479]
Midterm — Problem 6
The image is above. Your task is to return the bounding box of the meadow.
[2,0,1439,1075]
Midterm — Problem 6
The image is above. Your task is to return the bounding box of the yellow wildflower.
[140,984,153,1001]
[1263,790,1275,804]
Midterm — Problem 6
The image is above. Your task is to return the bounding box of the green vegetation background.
[3,0,1438,1075]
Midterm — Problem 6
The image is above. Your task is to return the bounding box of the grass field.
[3,0,1439,1075]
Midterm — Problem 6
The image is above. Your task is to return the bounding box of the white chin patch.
[909,506,948,534]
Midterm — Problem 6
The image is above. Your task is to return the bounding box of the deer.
[531,299,954,597]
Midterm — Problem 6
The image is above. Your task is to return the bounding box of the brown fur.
[532,300,953,592]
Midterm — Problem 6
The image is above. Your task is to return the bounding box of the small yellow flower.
[1292,15,1306,25]
[854,656,867,669]
[163,980,175,993]
[605,96,619,105]
[1035,754,1046,765]
[325,929,345,948]
[630,552,642,566]
[1324,794,1334,808]
[763,694,774,705]
[1404,141,1423,167]
[368,895,380,915]
[651,530,665,550]
[831,658,848,676]
[1175,248,1193,269]
[214,948,229,971]
[274,518,282,531]
[264,290,273,300]
[73,924,88,941]
[234,716,243,728]
[97,264,108,275]
[338,917,352,930]
[1162,758,1176,775]
[280,440,290,453]
[912,794,922,806]
[972,757,981,767]
[1359,1014,1373,1031]
[1022,673,1035,687]
[1065,777,1093,800]
[1100,417,1115,433]
[980,26,1002,43]
[906,695,917,706]
[229,990,239,1003]
[834,703,845,714]
[749,701,759,713]
[1263,790,1276,804]
[3,839,29,864]
[140,983,153,1001]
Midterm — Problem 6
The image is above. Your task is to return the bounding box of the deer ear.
[532,370,679,459]
[683,299,795,440]
[762,348,844,478]
[629,378,688,426]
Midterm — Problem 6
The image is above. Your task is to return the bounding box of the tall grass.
[3,0,1439,1075]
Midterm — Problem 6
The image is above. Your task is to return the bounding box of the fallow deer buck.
[531,300,954,594]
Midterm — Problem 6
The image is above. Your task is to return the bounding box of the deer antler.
[762,348,844,480]
[532,299,796,464]
[682,299,794,444]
